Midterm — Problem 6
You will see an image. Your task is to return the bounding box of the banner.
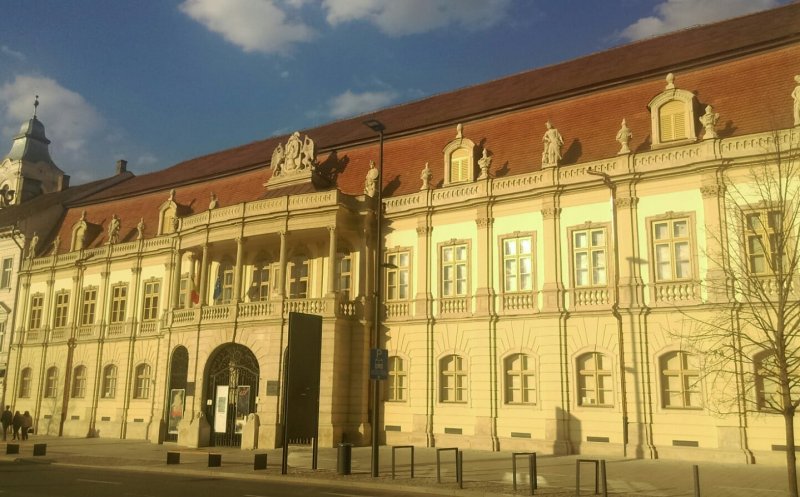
[214,385,228,433]
[167,388,185,434]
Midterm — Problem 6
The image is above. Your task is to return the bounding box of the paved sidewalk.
[0,436,795,496]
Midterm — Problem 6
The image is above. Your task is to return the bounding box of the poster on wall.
[235,385,250,434]
[167,388,185,434]
[214,385,229,433]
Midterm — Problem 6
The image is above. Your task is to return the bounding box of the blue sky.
[0,0,786,184]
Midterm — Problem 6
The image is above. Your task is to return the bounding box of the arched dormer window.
[70,211,89,251]
[157,189,179,236]
[648,73,696,148]
[442,124,475,185]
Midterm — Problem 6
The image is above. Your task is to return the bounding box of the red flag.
[190,276,199,304]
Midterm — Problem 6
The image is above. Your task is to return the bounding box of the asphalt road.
[0,462,433,497]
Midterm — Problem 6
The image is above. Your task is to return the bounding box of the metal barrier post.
[457,451,463,489]
[576,459,600,495]
[530,453,537,495]
[512,452,537,494]
[693,465,701,497]
[391,445,415,479]
[435,448,459,484]
[600,459,608,497]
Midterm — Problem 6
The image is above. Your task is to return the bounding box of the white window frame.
[133,363,151,399]
[659,350,701,409]
[102,364,117,399]
[576,352,613,407]
[501,234,534,293]
[440,241,469,298]
[439,354,467,403]
[385,249,411,301]
[0,257,12,288]
[142,280,160,321]
[387,355,407,402]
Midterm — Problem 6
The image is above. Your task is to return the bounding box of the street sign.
[370,348,388,380]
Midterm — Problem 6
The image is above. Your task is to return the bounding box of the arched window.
[18,367,32,398]
[102,364,118,399]
[440,354,467,403]
[577,352,613,406]
[754,351,781,412]
[387,356,407,402]
[71,365,87,398]
[505,353,536,404]
[660,351,701,408]
[44,366,59,398]
[133,363,151,399]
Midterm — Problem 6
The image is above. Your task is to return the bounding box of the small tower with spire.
[0,96,68,205]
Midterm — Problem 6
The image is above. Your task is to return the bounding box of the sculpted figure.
[0,185,15,208]
[700,105,719,140]
[209,192,218,210]
[107,214,121,244]
[136,218,145,240]
[420,162,432,190]
[364,161,379,197]
[541,121,564,166]
[52,235,60,254]
[28,233,39,259]
[477,149,492,179]
[616,118,632,154]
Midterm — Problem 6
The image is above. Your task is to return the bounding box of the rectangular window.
[29,295,44,329]
[0,257,12,288]
[177,274,189,309]
[573,228,607,287]
[221,265,234,304]
[0,322,5,353]
[660,351,701,409]
[81,288,97,325]
[441,244,468,297]
[449,149,470,183]
[142,281,160,321]
[440,355,467,403]
[53,292,70,328]
[653,218,692,281]
[503,236,533,292]
[249,265,272,301]
[288,260,309,299]
[338,254,352,301]
[387,356,406,402]
[745,210,784,274]
[110,285,128,323]
[386,251,410,301]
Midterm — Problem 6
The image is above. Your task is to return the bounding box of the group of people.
[1,406,33,441]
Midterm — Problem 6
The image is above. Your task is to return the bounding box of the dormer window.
[648,73,696,148]
[158,189,179,236]
[659,100,687,142]
[442,124,475,186]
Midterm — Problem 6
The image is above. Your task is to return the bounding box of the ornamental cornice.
[614,196,639,209]
[700,184,724,198]
[541,207,561,219]
[476,217,494,228]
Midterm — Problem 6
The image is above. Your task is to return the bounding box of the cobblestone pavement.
[1,436,795,497]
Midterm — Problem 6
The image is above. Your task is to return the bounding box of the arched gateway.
[203,343,259,447]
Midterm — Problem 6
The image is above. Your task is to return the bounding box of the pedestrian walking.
[21,411,32,441]
[11,411,22,440]
[1,406,11,440]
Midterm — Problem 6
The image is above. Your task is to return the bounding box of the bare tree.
[681,130,800,497]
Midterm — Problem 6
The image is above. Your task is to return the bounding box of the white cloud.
[328,89,398,119]
[180,0,315,54]
[323,0,512,35]
[135,153,159,167]
[620,0,781,41]
[0,75,103,166]
[1,45,26,61]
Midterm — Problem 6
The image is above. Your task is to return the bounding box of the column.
[198,244,209,306]
[277,231,288,297]
[233,237,244,302]
[540,197,564,313]
[171,250,183,309]
[474,204,494,315]
[327,226,337,296]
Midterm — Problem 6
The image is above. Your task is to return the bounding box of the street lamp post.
[586,169,629,456]
[363,118,385,477]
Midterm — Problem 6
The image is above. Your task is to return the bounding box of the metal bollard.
[254,453,268,470]
[32,443,46,456]
[337,443,352,475]
[166,451,180,464]
[391,445,415,479]
[512,452,537,495]
[208,453,221,467]
[6,444,19,455]
[693,465,701,497]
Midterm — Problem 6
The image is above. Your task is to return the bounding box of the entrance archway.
[204,343,259,447]
[165,346,188,443]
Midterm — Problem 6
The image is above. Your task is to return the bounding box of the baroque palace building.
[4,4,800,464]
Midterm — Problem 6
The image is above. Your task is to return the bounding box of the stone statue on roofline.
[616,118,632,154]
[364,161,379,198]
[52,235,60,254]
[541,121,563,167]
[136,218,145,240]
[107,214,121,245]
[271,132,316,177]
[477,149,492,179]
[209,192,218,210]
[420,162,432,190]
[792,75,800,126]
[27,232,38,259]
[700,105,719,140]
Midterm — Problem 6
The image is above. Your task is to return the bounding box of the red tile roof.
[55,2,800,252]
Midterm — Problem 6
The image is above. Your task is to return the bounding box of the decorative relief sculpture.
[665,72,675,90]
[364,160,379,197]
[420,162,432,190]
[456,123,463,140]
[27,232,38,259]
[700,105,719,139]
[541,121,563,167]
[209,192,218,210]
[793,75,800,126]
[107,214,121,244]
[270,132,316,177]
[0,184,15,208]
[136,218,145,240]
[616,118,632,154]
[477,149,492,179]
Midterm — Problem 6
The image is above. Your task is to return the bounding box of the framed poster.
[214,385,229,433]
[235,385,250,434]
[167,388,185,434]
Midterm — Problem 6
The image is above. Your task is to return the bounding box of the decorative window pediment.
[442,124,475,185]
[648,73,696,147]
[158,189,179,235]
[266,132,318,189]
[70,210,100,251]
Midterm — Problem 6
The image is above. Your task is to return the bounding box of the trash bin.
[337,443,352,475]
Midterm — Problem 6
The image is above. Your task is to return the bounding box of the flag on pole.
[213,276,222,302]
